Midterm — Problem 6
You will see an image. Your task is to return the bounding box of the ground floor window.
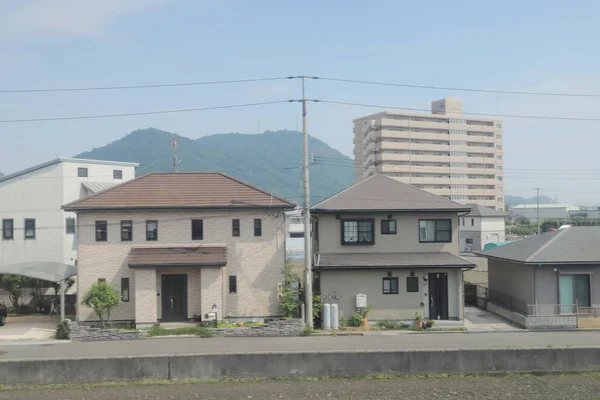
[121,278,130,302]
[406,277,419,292]
[559,274,590,311]
[382,277,398,294]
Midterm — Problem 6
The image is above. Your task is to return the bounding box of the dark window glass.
[2,219,14,240]
[406,277,419,292]
[121,220,133,241]
[342,219,374,245]
[382,277,399,294]
[471,218,474,226]
[121,278,130,302]
[98,278,106,283]
[24,218,36,239]
[254,219,262,237]
[419,219,452,243]
[77,167,88,177]
[229,275,237,294]
[381,219,397,235]
[66,218,76,234]
[113,170,123,179]
[466,238,474,244]
[232,219,240,237]
[146,220,158,241]
[290,232,304,238]
[192,219,203,240]
[95,221,107,242]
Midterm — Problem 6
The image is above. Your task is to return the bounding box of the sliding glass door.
[559,274,590,313]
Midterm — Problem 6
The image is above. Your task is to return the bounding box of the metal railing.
[487,289,528,315]
[527,304,577,316]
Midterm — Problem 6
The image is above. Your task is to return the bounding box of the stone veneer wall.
[66,320,146,341]
[212,318,303,337]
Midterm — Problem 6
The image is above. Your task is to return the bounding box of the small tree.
[279,262,301,318]
[51,278,75,305]
[2,275,23,313]
[81,281,121,328]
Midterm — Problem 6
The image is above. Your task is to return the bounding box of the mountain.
[506,195,555,206]
[75,128,354,204]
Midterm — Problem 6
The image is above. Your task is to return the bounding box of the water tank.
[322,303,331,330]
[330,304,339,330]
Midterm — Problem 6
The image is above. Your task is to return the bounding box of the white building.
[0,158,138,267]
[353,98,505,210]
[511,203,579,223]
[285,209,304,260]
[459,204,506,252]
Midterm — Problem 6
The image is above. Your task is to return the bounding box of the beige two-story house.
[311,174,474,322]
[64,172,294,327]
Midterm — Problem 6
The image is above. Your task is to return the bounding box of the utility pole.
[535,187,541,234]
[301,76,313,329]
[171,134,179,172]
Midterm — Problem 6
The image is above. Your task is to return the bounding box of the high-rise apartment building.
[353,98,504,210]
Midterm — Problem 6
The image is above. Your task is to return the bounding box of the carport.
[0,262,77,321]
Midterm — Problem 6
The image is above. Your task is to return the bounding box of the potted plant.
[361,306,372,328]
[414,312,424,328]
[425,320,435,329]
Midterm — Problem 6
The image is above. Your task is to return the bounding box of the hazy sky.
[1,0,599,203]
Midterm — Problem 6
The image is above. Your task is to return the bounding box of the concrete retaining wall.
[213,319,303,337]
[1,348,600,386]
[487,303,577,330]
[67,320,146,341]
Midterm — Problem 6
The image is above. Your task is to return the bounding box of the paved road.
[1,375,599,399]
[0,331,599,360]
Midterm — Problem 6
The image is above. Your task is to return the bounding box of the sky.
[1,0,600,204]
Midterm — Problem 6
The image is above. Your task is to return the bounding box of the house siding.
[535,264,600,306]
[488,258,534,305]
[77,209,285,322]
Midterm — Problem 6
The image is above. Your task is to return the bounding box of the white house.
[511,203,579,223]
[0,158,138,268]
[459,204,506,252]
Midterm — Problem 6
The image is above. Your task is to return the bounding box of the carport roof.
[0,262,77,282]
[315,252,474,270]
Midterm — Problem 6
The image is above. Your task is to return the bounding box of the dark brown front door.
[161,274,188,321]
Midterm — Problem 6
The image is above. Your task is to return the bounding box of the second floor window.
[2,219,13,240]
[381,219,397,235]
[342,219,374,245]
[77,167,88,177]
[65,218,76,234]
[254,219,262,237]
[121,220,133,241]
[192,219,203,240]
[113,170,123,179]
[24,218,36,239]
[95,221,107,242]
[419,219,451,243]
[146,220,158,241]
[232,219,240,237]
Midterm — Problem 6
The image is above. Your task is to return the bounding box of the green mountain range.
[505,195,555,206]
[75,128,354,205]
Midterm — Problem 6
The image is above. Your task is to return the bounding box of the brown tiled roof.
[129,246,227,268]
[316,252,474,270]
[311,174,470,213]
[63,172,294,210]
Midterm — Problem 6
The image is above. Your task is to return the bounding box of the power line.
[0,77,297,94]
[317,100,600,122]
[0,100,293,123]
[316,76,600,98]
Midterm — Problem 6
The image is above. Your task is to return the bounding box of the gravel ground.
[2,375,600,400]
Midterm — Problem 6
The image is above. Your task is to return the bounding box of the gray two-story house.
[311,174,474,322]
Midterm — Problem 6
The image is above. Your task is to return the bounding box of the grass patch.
[146,325,213,338]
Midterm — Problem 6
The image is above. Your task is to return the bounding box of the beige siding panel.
[134,268,157,324]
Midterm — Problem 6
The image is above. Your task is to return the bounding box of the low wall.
[213,319,303,337]
[487,303,577,330]
[67,320,146,341]
[2,348,600,386]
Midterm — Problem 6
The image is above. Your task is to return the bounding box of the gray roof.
[0,157,139,184]
[316,252,474,270]
[478,227,600,264]
[0,262,77,282]
[82,181,120,194]
[311,174,471,213]
[465,204,507,217]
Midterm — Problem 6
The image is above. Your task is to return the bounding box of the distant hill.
[506,195,555,206]
[75,128,354,204]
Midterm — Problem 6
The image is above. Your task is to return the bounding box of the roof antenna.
[171,134,180,172]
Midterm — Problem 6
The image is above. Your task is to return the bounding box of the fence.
[487,289,528,315]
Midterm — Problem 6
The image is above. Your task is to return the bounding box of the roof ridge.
[526,229,568,262]
[216,172,294,207]
[379,174,470,208]
[311,174,379,209]
[62,173,151,209]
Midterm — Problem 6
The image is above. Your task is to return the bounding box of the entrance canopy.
[0,262,77,283]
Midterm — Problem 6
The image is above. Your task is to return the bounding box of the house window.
[290,232,304,238]
[121,220,133,241]
[232,219,240,237]
[2,219,14,240]
[342,219,374,245]
[192,219,203,240]
[466,238,474,244]
[98,278,106,283]
[146,220,158,241]
[113,170,123,179]
[382,277,399,294]
[229,275,237,294]
[24,218,36,239]
[254,219,262,237]
[121,278,130,302]
[381,219,397,235]
[461,218,465,226]
[406,277,419,292]
[66,218,76,234]
[419,219,451,243]
[95,221,107,242]
[77,167,88,177]
[471,218,474,226]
